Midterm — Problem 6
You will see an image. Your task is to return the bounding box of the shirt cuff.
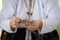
[37,19,45,34]
[40,19,55,34]
[0,20,17,33]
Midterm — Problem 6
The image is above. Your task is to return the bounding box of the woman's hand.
[32,20,43,30]
[9,17,22,31]
[26,20,43,32]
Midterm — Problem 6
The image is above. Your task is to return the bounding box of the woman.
[0,0,60,40]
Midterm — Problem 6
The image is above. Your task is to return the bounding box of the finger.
[12,25,17,28]
[14,17,21,23]
[26,26,36,32]
[31,26,38,31]
[24,22,29,26]
[10,20,17,27]
[10,22,17,29]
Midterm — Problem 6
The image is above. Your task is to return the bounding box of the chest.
[16,0,53,20]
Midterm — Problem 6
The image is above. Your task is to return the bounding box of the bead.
[27,12,30,14]
[30,13,32,15]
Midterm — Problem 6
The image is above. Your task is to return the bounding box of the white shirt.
[0,0,60,39]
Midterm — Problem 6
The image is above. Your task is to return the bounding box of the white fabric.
[0,0,60,40]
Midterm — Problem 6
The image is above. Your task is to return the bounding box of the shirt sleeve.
[40,0,60,34]
[0,0,18,33]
